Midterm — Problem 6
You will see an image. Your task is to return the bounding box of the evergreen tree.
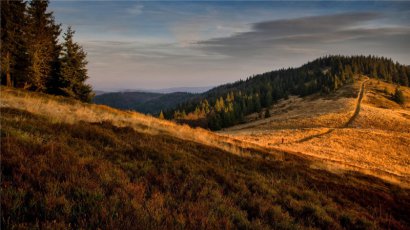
[393,87,405,105]
[253,95,261,112]
[159,111,165,119]
[59,26,93,102]
[1,0,29,87]
[264,108,271,118]
[26,0,61,92]
[399,66,409,87]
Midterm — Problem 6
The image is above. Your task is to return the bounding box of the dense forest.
[166,55,410,130]
[1,0,93,102]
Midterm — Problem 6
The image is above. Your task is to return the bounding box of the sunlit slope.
[0,87,273,159]
[222,77,410,186]
[1,86,410,229]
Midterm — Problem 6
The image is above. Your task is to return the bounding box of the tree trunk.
[6,51,13,87]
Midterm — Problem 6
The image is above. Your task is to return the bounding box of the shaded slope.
[2,106,410,229]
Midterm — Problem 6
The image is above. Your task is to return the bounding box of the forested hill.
[94,91,195,114]
[166,55,410,130]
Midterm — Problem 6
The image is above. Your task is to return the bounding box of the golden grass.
[224,81,360,132]
[2,83,410,229]
[222,78,410,187]
[2,79,409,187]
[0,87,279,160]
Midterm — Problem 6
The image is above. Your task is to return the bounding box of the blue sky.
[49,1,410,91]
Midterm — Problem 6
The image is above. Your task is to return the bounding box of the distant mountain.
[93,90,107,96]
[93,91,196,114]
[101,86,214,94]
[142,86,213,94]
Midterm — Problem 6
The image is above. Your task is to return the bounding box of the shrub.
[392,87,405,105]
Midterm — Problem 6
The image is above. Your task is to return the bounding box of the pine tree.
[254,95,261,112]
[264,108,271,118]
[59,26,94,102]
[26,0,61,92]
[159,111,165,119]
[399,66,409,87]
[1,0,29,87]
[263,90,272,107]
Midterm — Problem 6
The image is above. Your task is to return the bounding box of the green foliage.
[0,0,29,88]
[26,0,62,92]
[1,107,410,229]
[0,0,93,101]
[169,55,410,130]
[392,87,406,105]
[59,27,93,102]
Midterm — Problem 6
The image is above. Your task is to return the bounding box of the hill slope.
[167,55,410,130]
[1,87,410,229]
[222,77,410,187]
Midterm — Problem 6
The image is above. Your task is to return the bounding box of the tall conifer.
[1,0,29,87]
[26,0,61,92]
[59,26,93,102]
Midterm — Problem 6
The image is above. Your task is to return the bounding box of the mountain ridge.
[167,55,410,130]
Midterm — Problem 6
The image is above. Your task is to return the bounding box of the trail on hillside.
[344,79,367,128]
[296,79,368,143]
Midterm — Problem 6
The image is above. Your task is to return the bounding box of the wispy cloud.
[49,1,410,90]
[127,3,144,16]
[197,12,397,57]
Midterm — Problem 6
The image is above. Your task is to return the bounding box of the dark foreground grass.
[1,107,409,229]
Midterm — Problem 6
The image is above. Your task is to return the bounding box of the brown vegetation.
[1,86,410,229]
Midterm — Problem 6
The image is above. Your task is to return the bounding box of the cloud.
[128,4,144,16]
[196,12,410,58]
[83,12,410,90]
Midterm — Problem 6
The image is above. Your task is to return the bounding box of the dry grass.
[2,85,410,229]
[3,106,409,229]
[222,78,410,187]
[225,80,360,132]
[0,87,278,160]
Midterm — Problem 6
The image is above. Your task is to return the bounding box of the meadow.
[222,78,410,187]
[1,86,410,229]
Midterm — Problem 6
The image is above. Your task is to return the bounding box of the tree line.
[1,0,93,102]
[166,55,410,130]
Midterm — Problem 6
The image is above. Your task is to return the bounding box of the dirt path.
[296,78,368,143]
[344,78,368,127]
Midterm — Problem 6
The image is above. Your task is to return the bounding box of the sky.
[49,1,410,91]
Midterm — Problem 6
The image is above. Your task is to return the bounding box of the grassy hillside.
[222,77,410,187]
[94,91,195,115]
[1,87,410,229]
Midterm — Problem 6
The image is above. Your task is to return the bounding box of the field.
[221,77,410,187]
[1,85,410,229]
